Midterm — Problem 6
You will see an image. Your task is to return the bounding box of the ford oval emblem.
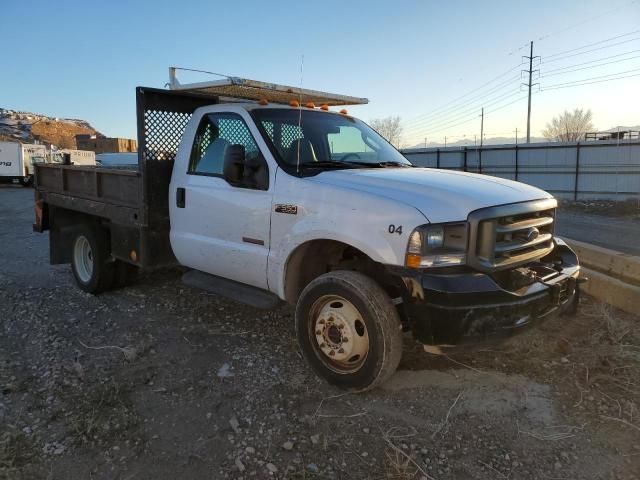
[526,227,540,241]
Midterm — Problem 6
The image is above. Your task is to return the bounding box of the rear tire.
[295,271,403,391]
[71,225,115,294]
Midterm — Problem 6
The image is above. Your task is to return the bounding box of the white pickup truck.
[34,72,581,390]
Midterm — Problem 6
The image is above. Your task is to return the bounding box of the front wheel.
[295,271,403,391]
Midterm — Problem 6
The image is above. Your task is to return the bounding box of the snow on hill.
[0,108,100,148]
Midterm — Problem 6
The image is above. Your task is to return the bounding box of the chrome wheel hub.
[73,235,94,283]
[312,295,369,372]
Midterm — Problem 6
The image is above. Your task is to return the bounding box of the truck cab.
[33,70,581,391]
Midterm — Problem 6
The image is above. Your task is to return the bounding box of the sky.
[1,0,639,147]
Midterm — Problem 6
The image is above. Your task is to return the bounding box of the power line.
[541,70,640,91]
[404,86,522,133]
[543,29,640,60]
[402,74,521,131]
[408,89,523,136]
[540,55,640,78]
[541,48,640,74]
[485,95,529,115]
[542,36,640,64]
[422,93,528,136]
[536,1,639,42]
[541,55,640,77]
[402,63,523,124]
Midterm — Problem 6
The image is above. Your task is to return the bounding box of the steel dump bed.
[34,87,218,268]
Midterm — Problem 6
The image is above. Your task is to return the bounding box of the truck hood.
[310,167,553,223]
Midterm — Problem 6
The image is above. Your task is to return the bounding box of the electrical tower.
[523,41,540,143]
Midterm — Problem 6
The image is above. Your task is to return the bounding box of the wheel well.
[48,207,109,265]
[283,239,400,304]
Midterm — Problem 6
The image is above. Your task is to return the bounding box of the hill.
[0,108,101,148]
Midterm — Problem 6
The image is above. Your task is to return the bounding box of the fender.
[268,169,429,299]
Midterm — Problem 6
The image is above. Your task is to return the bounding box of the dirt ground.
[1,186,639,480]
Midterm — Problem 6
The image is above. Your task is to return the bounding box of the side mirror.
[243,154,269,190]
[223,144,245,186]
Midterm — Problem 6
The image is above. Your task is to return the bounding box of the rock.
[229,417,241,434]
[245,446,256,454]
[362,427,370,434]
[218,363,234,378]
[554,461,562,470]
[283,440,294,450]
[266,463,278,474]
[235,458,246,472]
[43,442,65,455]
[307,463,320,473]
[310,434,320,445]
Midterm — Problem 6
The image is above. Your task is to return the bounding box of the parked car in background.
[50,149,96,166]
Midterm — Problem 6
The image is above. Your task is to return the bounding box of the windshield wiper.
[373,161,414,168]
[298,160,366,169]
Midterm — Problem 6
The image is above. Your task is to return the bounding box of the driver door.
[170,111,273,290]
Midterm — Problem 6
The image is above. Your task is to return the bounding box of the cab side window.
[189,113,260,176]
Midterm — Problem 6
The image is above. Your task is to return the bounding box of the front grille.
[468,199,557,272]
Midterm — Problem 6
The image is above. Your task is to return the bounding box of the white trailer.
[51,149,96,166]
[0,142,47,186]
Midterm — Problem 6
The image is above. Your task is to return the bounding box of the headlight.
[405,222,467,268]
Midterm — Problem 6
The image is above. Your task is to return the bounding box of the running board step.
[182,270,283,310]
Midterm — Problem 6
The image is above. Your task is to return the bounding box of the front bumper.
[397,238,581,346]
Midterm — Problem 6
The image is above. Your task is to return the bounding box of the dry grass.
[63,380,142,448]
[0,429,38,478]
[566,301,640,432]
[384,446,418,479]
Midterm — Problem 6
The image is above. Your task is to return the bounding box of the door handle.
[176,187,186,208]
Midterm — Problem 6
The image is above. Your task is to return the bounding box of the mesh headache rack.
[168,67,368,106]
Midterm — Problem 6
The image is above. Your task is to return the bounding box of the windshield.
[251,108,412,170]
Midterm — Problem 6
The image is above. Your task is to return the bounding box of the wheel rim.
[73,235,94,283]
[309,295,369,374]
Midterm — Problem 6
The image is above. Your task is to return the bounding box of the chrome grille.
[467,199,557,272]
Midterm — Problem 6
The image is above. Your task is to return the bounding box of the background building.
[75,134,137,153]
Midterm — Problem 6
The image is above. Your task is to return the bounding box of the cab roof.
[168,67,369,107]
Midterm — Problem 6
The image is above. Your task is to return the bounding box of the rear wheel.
[21,175,32,187]
[71,225,115,294]
[295,271,403,391]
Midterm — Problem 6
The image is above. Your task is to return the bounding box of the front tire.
[295,271,403,391]
[71,225,115,294]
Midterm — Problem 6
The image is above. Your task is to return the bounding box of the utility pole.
[515,128,518,145]
[523,41,539,143]
[480,108,484,147]
[444,136,447,147]
[424,137,427,148]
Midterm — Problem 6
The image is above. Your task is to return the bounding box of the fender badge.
[275,204,298,215]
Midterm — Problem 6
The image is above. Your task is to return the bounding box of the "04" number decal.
[388,224,403,235]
